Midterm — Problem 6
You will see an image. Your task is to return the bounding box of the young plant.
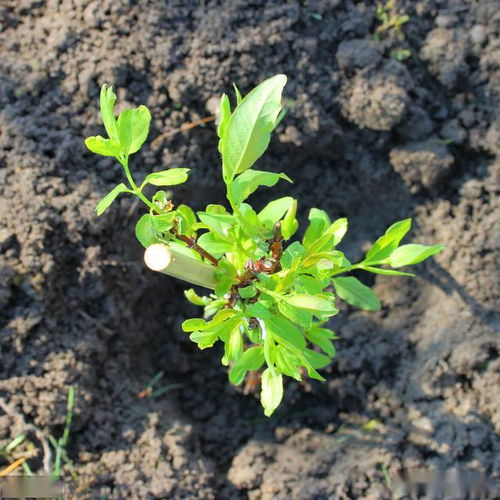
[374,0,411,61]
[85,75,443,416]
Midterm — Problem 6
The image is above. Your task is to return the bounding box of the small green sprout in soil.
[374,0,411,60]
[85,75,444,416]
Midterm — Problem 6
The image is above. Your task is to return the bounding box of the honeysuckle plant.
[85,75,444,416]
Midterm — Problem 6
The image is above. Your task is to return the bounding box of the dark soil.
[0,1,498,498]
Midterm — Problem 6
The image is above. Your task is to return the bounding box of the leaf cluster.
[85,76,443,416]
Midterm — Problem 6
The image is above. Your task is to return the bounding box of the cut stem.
[144,243,217,290]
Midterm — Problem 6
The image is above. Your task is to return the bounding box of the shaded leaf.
[230,170,292,205]
[333,276,380,311]
[229,346,265,385]
[196,232,234,257]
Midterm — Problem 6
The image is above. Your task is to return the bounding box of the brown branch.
[176,233,219,266]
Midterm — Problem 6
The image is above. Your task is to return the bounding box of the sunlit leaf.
[222,74,287,182]
[100,84,119,143]
[364,218,411,264]
[143,168,190,186]
[388,244,444,267]
[96,183,129,216]
[261,368,283,417]
[85,136,121,157]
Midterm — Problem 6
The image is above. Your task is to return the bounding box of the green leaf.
[206,204,228,215]
[230,170,292,205]
[189,329,219,349]
[150,212,176,232]
[196,232,234,257]
[306,233,336,256]
[229,346,265,385]
[388,244,444,267]
[217,93,231,153]
[302,250,347,268]
[233,83,243,105]
[278,301,313,328]
[116,108,133,155]
[261,368,283,417]
[182,308,236,332]
[182,318,207,332]
[303,208,330,249]
[280,241,305,270]
[215,257,236,298]
[239,285,257,299]
[221,320,244,364]
[266,316,307,350]
[85,136,121,157]
[176,204,197,236]
[328,218,348,246]
[274,345,302,380]
[135,214,158,248]
[129,105,151,154]
[259,197,294,228]
[96,183,129,216]
[144,168,190,187]
[295,275,326,295]
[333,276,381,311]
[237,203,263,236]
[281,199,298,240]
[152,190,169,210]
[305,327,336,357]
[222,74,287,182]
[365,218,412,264]
[285,294,337,316]
[184,289,211,306]
[197,212,234,238]
[100,84,119,143]
[188,310,242,349]
[303,348,331,369]
[361,266,415,277]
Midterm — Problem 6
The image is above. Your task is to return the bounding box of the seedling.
[85,75,443,416]
[374,0,411,61]
[51,386,76,481]
[375,0,409,39]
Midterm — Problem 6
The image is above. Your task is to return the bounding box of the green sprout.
[85,75,443,416]
[375,0,409,38]
[374,0,411,61]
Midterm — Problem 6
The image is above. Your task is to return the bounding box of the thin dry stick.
[0,456,26,477]
[176,233,219,266]
[0,397,52,474]
[151,116,215,148]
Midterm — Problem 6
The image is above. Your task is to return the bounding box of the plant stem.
[144,243,217,289]
[120,156,219,266]
[175,233,219,266]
